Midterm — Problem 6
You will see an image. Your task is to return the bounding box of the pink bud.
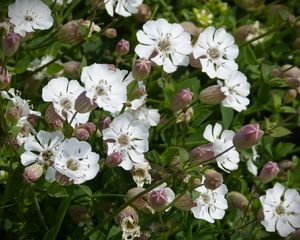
[2,32,20,57]
[75,91,97,113]
[80,122,96,134]
[233,123,264,150]
[259,161,280,184]
[171,88,193,112]
[23,163,43,183]
[74,127,90,141]
[189,144,214,163]
[135,4,151,22]
[57,20,82,44]
[272,67,282,77]
[132,58,152,81]
[0,67,12,90]
[104,28,117,38]
[107,152,123,167]
[45,104,63,125]
[55,172,73,186]
[204,169,223,190]
[174,193,197,211]
[53,119,64,130]
[99,116,111,129]
[115,39,130,55]
[199,85,226,105]
[149,189,168,211]
[63,61,81,78]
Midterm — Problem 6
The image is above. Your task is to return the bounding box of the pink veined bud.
[171,88,193,112]
[132,58,152,81]
[189,143,214,163]
[131,87,146,100]
[57,20,82,45]
[233,123,264,150]
[199,85,226,105]
[23,163,43,183]
[259,161,280,184]
[53,119,64,130]
[74,127,90,141]
[45,104,63,124]
[104,28,117,38]
[272,67,282,77]
[107,152,123,167]
[174,193,197,211]
[116,39,130,55]
[2,32,20,57]
[0,67,12,90]
[204,169,223,190]
[75,91,97,113]
[149,189,168,211]
[55,172,73,186]
[99,116,112,129]
[63,61,81,78]
[80,122,96,134]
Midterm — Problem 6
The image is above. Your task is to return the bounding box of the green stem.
[30,185,48,231]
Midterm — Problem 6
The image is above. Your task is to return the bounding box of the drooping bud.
[227,191,249,212]
[104,28,117,38]
[99,116,112,129]
[199,85,226,105]
[259,161,280,184]
[2,31,20,57]
[23,163,43,183]
[132,58,152,81]
[0,67,12,90]
[116,39,130,56]
[171,88,193,112]
[135,4,151,22]
[107,152,123,167]
[75,91,97,113]
[189,144,214,163]
[174,193,197,211]
[127,187,154,214]
[189,54,202,69]
[74,127,90,141]
[203,169,223,190]
[233,123,264,150]
[63,61,81,78]
[283,89,297,103]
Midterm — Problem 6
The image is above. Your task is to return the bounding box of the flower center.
[158,37,171,52]
[66,159,80,171]
[96,85,106,96]
[275,205,285,216]
[208,48,220,59]
[202,193,211,204]
[118,134,129,146]
[42,149,54,161]
[60,98,73,110]
[24,15,33,22]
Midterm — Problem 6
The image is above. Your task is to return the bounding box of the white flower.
[81,63,129,114]
[104,0,143,17]
[42,77,90,127]
[131,161,152,187]
[203,123,240,172]
[8,0,53,37]
[21,130,64,167]
[53,0,72,5]
[53,138,100,184]
[246,146,259,176]
[193,26,239,79]
[217,71,250,112]
[260,183,300,237]
[15,117,37,145]
[135,18,192,73]
[129,107,160,128]
[102,112,149,170]
[191,179,228,223]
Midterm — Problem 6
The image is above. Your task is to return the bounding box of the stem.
[268,112,298,131]
[30,185,48,231]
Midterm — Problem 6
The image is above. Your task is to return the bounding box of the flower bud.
[5,107,20,124]
[132,58,152,81]
[75,91,97,113]
[189,54,202,69]
[227,191,249,212]
[107,152,123,167]
[80,122,96,134]
[57,20,82,44]
[53,119,64,130]
[203,169,223,190]
[127,187,154,214]
[2,32,20,57]
[149,189,168,211]
[233,123,264,150]
[27,114,39,125]
[181,21,201,37]
[278,159,294,171]
[23,163,43,183]
[104,28,117,38]
[55,172,73,186]
[131,87,146,100]
[283,89,297,103]
[45,104,63,124]
[235,24,254,43]
[0,67,12,90]
[199,85,226,105]
[189,144,214,163]
[63,61,81,78]
[135,4,151,22]
[171,88,193,112]
[272,67,282,77]
[174,193,197,211]
[116,39,130,56]
[259,161,280,184]
[68,204,92,226]
[74,127,90,141]
[99,116,111,129]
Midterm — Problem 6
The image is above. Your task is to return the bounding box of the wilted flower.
[105,0,143,17]
[259,161,280,184]
[176,107,193,123]
[0,67,12,90]
[131,161,152,187]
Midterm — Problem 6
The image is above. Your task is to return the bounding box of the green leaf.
[242,45,257,65]
[221,105,233,129]
[270,126,292,138]
[106,225,121,240]
[47,63,63,75]
[274,142,295,160]
[47,184,69,198]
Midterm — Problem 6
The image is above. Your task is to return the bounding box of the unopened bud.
[235,24,254,43]
[75,91,97,113]
[278,159,294,171]
[104,28,117,38]
[199,85,226,105]
[99,116,111,129]
[283,89,297,103]
[0,67,12,90]
[149,189,168,211]
[27,114,39,125]
[116,39,130,55]
[5,107,20,124]
[189,54,202,69]
[2,31,20,56]
[57,20,82,44]
[259,161,280,184]
[132,58,152,81]
[107,152,123,167]
[283,65,300,89]
[189,144,214,163]
[55,172,73,186]
[204,169,223,190]
[23,163,43,182]
[131,87,146,100]
[174,193,197,211]
[80,122,96,134]
[171,88,193,112]
[68,204,91,226]
[135,4,151,22]
[53,119,64,130]
[227,191,249,212]
[63,61,81,78]
[74,127,90,141]
[45,104,63,124]
[181,21,201,37]
[233,123,264,150]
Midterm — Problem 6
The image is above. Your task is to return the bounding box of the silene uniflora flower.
[193,26,239,79]
[129,107,160,129]
[42,77,90,127]
[131,161,152,187]
[53,138,100,184]
[81,63,129,114]
[135,18,193,73]
[217,71,250,112]
[102,112,149,170]
[260,183,300,237]
[8,0,54,37]
[203,123,240,172]
[191,177,228,223]
[16,117,37,145]
[104,0,143,17]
